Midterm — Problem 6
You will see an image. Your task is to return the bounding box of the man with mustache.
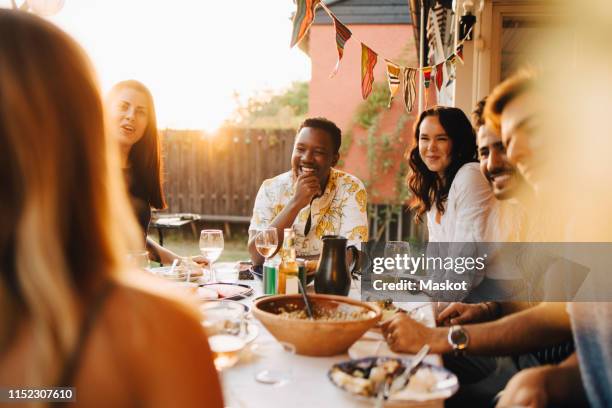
[248,117,368,265]
[435,97,533,326]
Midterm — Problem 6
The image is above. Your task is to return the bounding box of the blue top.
[568,302,612,408]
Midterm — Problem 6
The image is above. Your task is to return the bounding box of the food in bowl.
[276,302,375,321]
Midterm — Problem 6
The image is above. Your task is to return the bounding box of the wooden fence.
[161,128,295,220]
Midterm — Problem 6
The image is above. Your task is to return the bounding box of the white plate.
[150,266,201,282]
[348,331,403,360]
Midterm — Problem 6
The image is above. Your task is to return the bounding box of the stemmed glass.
[199,229,224,282]
[384,241,411,283]
[252,340,296,386]
[254,228,278,261]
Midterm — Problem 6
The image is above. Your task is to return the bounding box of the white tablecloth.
[213,263,444,408]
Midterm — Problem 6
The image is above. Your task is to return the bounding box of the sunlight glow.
[0,1,311,130]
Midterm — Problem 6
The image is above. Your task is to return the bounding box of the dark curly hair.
[407,106,477,222]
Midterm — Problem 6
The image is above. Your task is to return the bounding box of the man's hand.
[191,255,209,267]
[381,313,441,354]
[290,172,321,209]
[496,366,553,408]
[437,302,496,326]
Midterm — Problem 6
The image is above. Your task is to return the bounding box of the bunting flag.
[288,0,473,109]
[455,44,464,64]
[445,60,456,87]
[361,43,378,99]
[385,60,401,107]
[328,11,352,77]
[403,67,417,112]
[435,62,444,91]
[290,0,320,48]
[422,66,433,88]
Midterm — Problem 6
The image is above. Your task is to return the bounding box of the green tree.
[229,81,308,129]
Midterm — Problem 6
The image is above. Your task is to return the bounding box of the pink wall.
[308,24,420,203]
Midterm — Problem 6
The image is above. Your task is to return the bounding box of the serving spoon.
[297,279,314,319]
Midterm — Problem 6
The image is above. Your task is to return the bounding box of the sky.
[0,0,311,131]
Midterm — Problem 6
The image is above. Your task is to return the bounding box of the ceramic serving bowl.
[252,294,381,356]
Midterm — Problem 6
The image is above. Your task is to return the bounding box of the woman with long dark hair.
[107,80,195,265]
[408,106,494,242]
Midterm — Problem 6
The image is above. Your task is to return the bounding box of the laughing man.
[248,117,369,265]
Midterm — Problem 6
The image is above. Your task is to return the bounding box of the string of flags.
[290,0,471,112]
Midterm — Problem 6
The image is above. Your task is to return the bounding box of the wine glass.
[384,241,411,283]
[255,228,278,261]
[252,340,296,386]
[199,229,224,283]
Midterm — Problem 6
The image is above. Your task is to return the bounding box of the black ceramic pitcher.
[314,235,360,296]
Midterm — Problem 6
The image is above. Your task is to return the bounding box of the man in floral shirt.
[248,117,368,264]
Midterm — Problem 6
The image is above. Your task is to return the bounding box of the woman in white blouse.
[408,106,494,242]
[407,106,495,300]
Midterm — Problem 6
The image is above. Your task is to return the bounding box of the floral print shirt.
[249,168,369,256]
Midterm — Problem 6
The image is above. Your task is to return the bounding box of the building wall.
[308,24,419,203]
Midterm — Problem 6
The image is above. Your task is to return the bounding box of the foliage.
[229,81,308,129]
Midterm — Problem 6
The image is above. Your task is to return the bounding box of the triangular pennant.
[445,60,456,87]
[447,53,458,66]
[403,67,417,112]
[290,0,321,48]
[455,44,464,64]
[361,43,378,99]
[326,8,352,77]
[422,66,433,89]
[435,62,444,91]
[385,60,401,107]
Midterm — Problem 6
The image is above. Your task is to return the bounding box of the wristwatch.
[448,325,469,355]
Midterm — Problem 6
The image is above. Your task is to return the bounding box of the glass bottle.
[277,228,300,295]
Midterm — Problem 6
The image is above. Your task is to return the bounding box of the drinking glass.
[252,341,296,387]
[199,229,224,282]
[201,301,246,370]
[384,241,411,282]
[254,228,278,261]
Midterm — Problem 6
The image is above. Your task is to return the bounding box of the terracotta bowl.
[252,294,381,356]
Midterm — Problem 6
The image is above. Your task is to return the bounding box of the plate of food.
[197,282,254,301]
[328,357,458,404]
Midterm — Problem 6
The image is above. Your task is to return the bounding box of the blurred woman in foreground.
[0,10,223,407]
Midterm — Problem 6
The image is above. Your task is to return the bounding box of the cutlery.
[168,258,179,276]
[297,279,314,319]
[390,344,430,393]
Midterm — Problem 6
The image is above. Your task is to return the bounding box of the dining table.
[211,262,446,408]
